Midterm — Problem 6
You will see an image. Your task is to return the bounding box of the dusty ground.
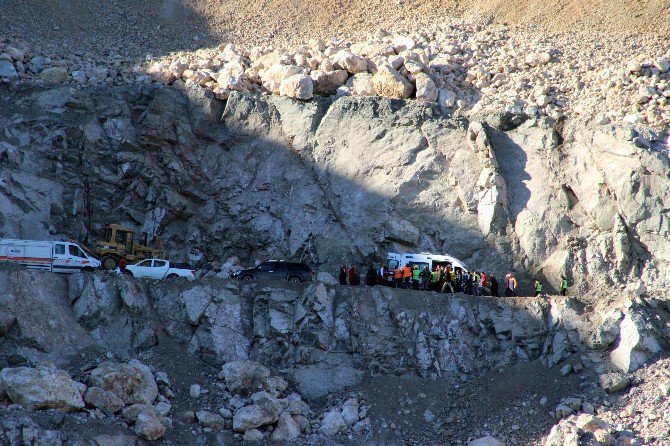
[360,360,583,446]
[1,0,668,58]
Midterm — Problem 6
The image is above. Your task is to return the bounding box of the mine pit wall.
[2,269,669,400]
[0,84,669,295]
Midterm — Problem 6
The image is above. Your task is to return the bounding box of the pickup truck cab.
[117,258,195,280]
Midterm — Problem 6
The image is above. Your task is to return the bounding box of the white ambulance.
[383,252,470,283]
[0,239,101,273]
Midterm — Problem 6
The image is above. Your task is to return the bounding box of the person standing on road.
[402,264,412,289]
[378,264,385,281]
[430,268,438,291]
[365,265,376,286]
[478,272,489,296]
[119,256,128,274]
[560,275,568,296]
[349,266,360,286]
[420,266,431,291]
[505,273,517,297]
[473,271,481,296]
[393,266,403,288]
[490,274,499,297]
[339,265,348,285]
[534,279,543,296]
[454,269,462,292]
[441,266,455,293]
[412,265,421,290]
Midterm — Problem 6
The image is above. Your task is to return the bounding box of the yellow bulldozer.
[93,224,166,270]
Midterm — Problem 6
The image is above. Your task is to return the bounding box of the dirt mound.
[1,0,668,57]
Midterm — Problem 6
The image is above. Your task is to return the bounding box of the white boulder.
[279,74,314,100]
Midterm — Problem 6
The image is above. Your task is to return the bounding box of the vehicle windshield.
[68,245,87,258]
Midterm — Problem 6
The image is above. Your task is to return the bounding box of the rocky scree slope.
[3,26,670,131]
[2,268,670,444]
[0,84,669,293]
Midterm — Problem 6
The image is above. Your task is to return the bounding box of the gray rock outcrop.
[0,84,668,296]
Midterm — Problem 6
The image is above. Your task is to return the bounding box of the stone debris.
[599,372,632,393]
[469,436,506,446]
[88,361,158,405]
[190,384,202,398]
[0,364,85,412]
[134,406,166,441]
[271,411,301,441]
[196,410,226,430]
[2,23,669,130]
[219,361,272,396]
[319,410,346,436]
[83,386,125,415]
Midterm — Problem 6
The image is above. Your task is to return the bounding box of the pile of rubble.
[0,360,173,441]
[2,24,670,133]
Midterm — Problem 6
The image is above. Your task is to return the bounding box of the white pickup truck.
[117,258,196,280]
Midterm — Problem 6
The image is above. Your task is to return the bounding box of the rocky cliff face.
[4,269,667,398]
[1,84,668,292]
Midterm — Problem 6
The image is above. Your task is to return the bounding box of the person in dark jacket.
[339,265,348,285]
[365,266,376,286]
[118,256,128,274]
[348,266,360,286]
[489,274,499,297]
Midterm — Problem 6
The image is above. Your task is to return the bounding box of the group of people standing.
[338,263,570,297]
[386,264,502,295]
[339,265,378,286]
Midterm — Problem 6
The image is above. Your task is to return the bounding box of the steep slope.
[1,84,668,293]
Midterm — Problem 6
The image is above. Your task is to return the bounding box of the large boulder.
[88,361,158,405]
[345,73,375,96]
[311,69,349,96]
[84,386,125,415]
[371,65,413,99]
[415,73,438,102]
[196,411,226,430]
[610,308,664,373]
[319,410,346,436]
[134,407,165,440]
[40,67,69,83]
[279,74,313,100]
[0,364,84,411]
[0,60,19,80]
[271,411,301,441]
[232,392,286,432]
[220,361,271,396]
[332,51,368,74]
[261,64,303,94]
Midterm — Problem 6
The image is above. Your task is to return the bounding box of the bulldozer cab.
[95,223,165,270]
[102,224,134,253]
